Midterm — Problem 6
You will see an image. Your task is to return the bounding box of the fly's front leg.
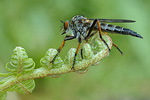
[50,36,76,64]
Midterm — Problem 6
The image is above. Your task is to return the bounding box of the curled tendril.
[0,33,112,99]
[0,47,36,99]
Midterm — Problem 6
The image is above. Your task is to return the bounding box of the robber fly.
[51,15,143,69]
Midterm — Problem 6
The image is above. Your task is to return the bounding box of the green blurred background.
[0,0,150,100]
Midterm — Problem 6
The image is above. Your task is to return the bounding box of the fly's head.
[61,15,89,38]
[61,20,69,35]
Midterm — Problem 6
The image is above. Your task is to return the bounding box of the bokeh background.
[0,0,150,100]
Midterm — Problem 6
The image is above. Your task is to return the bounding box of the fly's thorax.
[69,15,90,39]
[70,23,89,39]
[71,15,87,22]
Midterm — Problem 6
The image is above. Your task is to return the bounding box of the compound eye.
[64,21,68,30]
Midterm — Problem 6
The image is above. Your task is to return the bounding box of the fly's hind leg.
[103,32,123,55]
[85,19,110,52]
[113,43,123,55]
[96,19,111,52]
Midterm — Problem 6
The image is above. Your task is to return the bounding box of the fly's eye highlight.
[64,21,68,30]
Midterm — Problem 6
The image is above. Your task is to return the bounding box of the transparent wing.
[88,19,136,23]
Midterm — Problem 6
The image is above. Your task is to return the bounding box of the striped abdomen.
[95,23,143,38]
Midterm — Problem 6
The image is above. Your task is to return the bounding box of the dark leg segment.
[86,19,97,40]
[81,48,83,59]
[89,31,97,38]
[71,38,81,70]
[112,43,123,55]
[50,36,76,63]
[85,19,111,52]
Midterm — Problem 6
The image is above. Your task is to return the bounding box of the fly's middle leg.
[71,37,81,70]
[81,48,83,59]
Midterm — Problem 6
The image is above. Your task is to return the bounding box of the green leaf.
[8,79,35,94]
[82,43,94,59]
[0,47,35,96]
[64,48,77,64]
[40,49,64,69]
[0,91,7,100]
[0,76,14,84]
[5,47,35,74]
[0,33,112,99]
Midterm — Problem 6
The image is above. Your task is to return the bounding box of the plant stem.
[0,46,110,92]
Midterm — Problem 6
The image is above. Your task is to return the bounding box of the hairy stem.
[0,33,112,92]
